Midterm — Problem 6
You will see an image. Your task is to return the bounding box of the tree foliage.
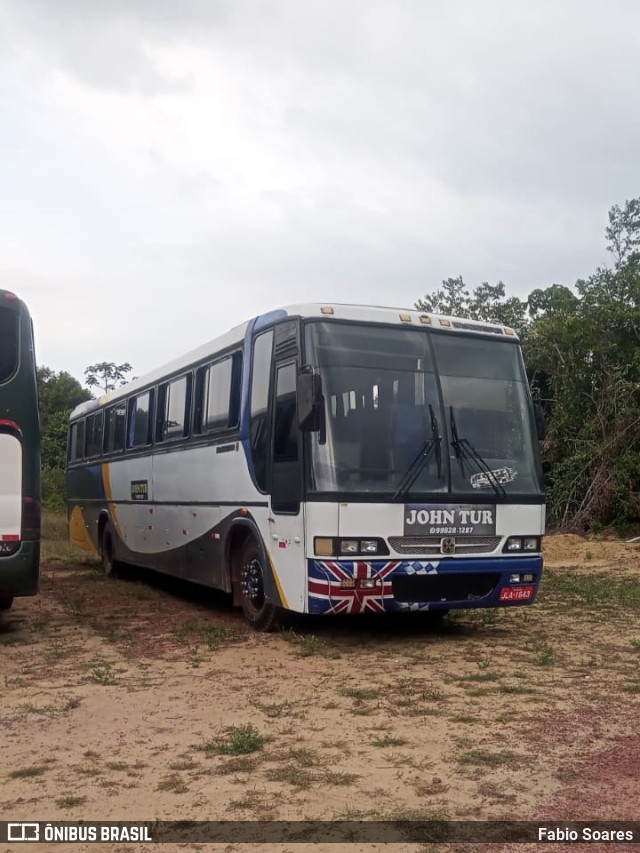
[37,368,92,508]
[84,361,133,394]
[416,200,640,529]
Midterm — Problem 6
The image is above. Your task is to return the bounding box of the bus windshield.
[304,321,542,499]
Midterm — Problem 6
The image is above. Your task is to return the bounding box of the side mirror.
[297,367,324,432]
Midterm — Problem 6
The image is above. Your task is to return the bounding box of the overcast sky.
[1,0,639,384]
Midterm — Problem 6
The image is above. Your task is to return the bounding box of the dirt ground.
[1,533,639,852]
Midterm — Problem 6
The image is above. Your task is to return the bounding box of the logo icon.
[8,823,40,842]
[440,537,456,555]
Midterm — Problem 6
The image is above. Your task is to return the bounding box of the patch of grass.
[20,701,57,716]
[156,773,188,794]
[87,660,117,685]
[169,758,199,771]
[265,764,315,788]
[630,638,640,649]
[340,686,379,700]
[499,684,538,695]
[55,795,87,809]
[280,629,338,658]
[458,749,517,768]
[542,570,640,609]
[215,755,262,776]
[455,671,500,683]
[536,645,556,667]
[371,735,409,748]
[250,698,298,718]
[203,625,241,650]
[415,781,450,796]
[322,770,359,786]
[199,724,265,756]
[8,764,50,779]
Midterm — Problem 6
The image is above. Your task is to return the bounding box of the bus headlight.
[313,537,389,557]
[503,536,541,553]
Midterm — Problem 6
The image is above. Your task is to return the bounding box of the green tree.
[416,277,527,332]
[84,361,133,394]
[37,368,92,508]
[415,198,640,529]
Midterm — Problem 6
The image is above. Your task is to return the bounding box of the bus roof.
[69,303,517,420]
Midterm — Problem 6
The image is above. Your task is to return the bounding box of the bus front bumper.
[0,541,40,598]
[307,555,543,615]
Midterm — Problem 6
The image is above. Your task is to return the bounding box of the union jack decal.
[308,559,440,615]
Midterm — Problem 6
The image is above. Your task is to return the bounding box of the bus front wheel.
[101,523,122,578]
[238,539,281,632]
[0,596,13,611]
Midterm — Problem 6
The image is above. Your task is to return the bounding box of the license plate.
[499,585,534,602]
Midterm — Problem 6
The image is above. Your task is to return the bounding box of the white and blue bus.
[66,304,545,630]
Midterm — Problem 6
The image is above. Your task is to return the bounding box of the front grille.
[388,535,501,555]
[392,572,500,603]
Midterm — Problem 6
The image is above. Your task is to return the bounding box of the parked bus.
[0,289,40,610]
[66,304,545,630]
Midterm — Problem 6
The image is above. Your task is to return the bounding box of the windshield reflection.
[304,322,542,499]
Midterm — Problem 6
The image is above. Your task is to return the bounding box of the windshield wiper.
[449,407,507,498]
[392,405,442,501]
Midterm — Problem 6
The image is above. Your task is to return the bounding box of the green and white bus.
[0,289,40,610]
[66,304,545,630]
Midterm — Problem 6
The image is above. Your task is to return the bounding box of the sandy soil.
[1,534,639,852]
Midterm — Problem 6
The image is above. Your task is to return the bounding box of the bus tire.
[0,596,13,610]
[238,539,281,632]
[101,523,122,578]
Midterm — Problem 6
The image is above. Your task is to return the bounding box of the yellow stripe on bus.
[101,462,125,541]
[68,505,98,555]
[266,547,289,610]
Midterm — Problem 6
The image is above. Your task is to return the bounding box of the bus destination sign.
[404,504,496,536]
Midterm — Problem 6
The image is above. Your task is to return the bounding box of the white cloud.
[0,0,637,380]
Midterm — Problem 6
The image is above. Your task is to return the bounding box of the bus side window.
[128,391,153,448]
[249,331,274,492]
[157,376,191,442]
[104,402,126,453]
[198,357,233,432]
[70,420,86,462]
[85,412,104,458]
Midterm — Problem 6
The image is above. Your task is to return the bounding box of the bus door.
[268,358,306,612]
[0,427,22,545]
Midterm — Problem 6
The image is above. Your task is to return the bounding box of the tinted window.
[70,421,85,461]
[85,412,104,457]
[158,375,191,442]
[104,402,126,453]
[198,353,242,432]
[249,331,274,491]
[0,307,19,382]
[128,391,152,448]
[273,363,298,463]
[272,362,300,513]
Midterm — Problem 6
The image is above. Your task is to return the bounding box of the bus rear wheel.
[239,539,281,632]
[0,596,13,611]
[101,523,122,578]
